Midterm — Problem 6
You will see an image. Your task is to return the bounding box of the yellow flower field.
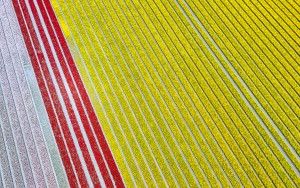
[51,0,300,186]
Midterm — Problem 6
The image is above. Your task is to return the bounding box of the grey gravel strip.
[0,117,14,188]
[0,22,36,187]
[0,76,25,188]
[0,162,4,188]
